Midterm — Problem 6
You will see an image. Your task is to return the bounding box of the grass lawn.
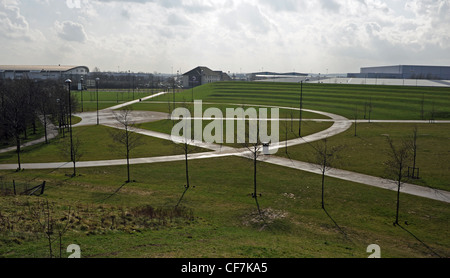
[147,82,450,120]
[0,156,448,258]
[1,82,448,259]
[129,101,331,120]
[277,123,450,191]
[0,125,206,164]
[136,119,333,148]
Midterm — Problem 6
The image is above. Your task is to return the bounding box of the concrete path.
[73,91,169,127]
[260,155,450,203]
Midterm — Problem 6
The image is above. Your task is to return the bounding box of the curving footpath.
[0,93,449,203]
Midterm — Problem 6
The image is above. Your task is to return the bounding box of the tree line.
[0,79,78,170]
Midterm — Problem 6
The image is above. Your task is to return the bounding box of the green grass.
[0,125,206,164]
[147,82,450,120]
[1,81,449,259]
[129,101,330,120]
[277,123,450,191]
[73,89,158,112]
[136,119,333,148]
[1,157,448,258]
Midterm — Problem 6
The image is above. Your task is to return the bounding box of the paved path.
[260,156,450,203]
[1,95,449,203]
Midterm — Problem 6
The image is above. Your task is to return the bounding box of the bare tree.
[59,135,84,177]
[410,126,419,179]
[239,118,264,217]
[32,199,72,258]
[1,79,74,157]
[429,101,436,123]
[37,82,59,144]
[368,97,373,123]
[420,93,425,120]
[298,81,304,137]
[311,138,344,210]
[174,133,194,209]
[384,136,412,225]
[171,102,200,208]
[110,108,142,183]
[3,81,28,170]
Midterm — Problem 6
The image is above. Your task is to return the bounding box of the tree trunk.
[185,143,190,188]
[395,167,402,225]
[321,169,325,209]
[43,113,48,144]
[16,135,21,171]
[254,147,261,215]
[126,130,130,183]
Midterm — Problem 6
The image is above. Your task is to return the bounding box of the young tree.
[429,101,436,123]
[384,136,412,225]
[312,138,344,210]
[368,97,373,123]
[110,108,142,183]
[298,81,304,137]
[59,135,83,177]
[240,118,264,216]
[410,126,419,179]
[171,102,201,208]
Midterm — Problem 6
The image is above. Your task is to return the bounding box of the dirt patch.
[242,207,288,226]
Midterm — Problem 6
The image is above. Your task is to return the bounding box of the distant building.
[347,65,450,80]
[0,65,90,81]
[182,66,231,88]
[249,71,308,81]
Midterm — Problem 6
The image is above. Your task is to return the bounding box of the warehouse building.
[0,65,90,81]
[348,65,450,80]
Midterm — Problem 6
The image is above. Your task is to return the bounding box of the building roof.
[183,66,221,76]
[0,65,89,72]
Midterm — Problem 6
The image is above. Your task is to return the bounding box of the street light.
[80,76,84,112]
[299,80,303,137]
[65,79,74,162]
[96,78,100,125]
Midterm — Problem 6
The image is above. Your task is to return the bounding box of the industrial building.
[347,65,450,80]
[0,65,90,81]
[249,71,308,81]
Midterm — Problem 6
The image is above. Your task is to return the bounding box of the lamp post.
[298,80,303,137]
[65,79,74,161]
[132,74,136,100]
[80,76,84,112]
[96,78,100,125]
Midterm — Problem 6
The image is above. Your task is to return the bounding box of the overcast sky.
[1,0,449,74]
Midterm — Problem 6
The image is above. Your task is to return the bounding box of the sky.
[0,0,449,74]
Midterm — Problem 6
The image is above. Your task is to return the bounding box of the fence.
[0,178,46,196]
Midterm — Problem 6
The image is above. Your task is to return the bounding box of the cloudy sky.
[1,0,449,74]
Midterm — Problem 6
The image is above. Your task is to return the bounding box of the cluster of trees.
[0,79,78,170]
